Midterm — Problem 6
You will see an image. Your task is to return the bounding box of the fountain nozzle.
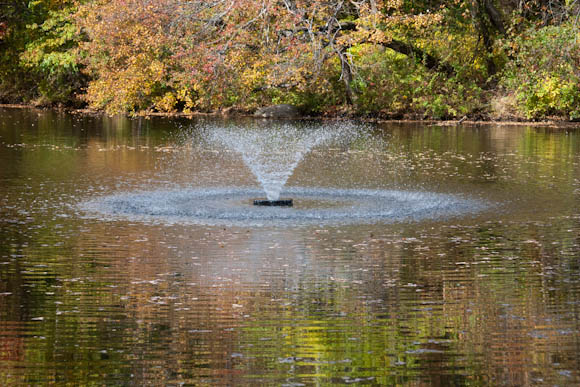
[253,199,293,207]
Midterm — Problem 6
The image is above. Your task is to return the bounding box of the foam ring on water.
[79,187,486,226]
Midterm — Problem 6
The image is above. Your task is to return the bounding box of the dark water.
[1,108,580,385]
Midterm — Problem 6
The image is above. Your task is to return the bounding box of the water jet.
[204,122,359,203]
[80,122,486,226]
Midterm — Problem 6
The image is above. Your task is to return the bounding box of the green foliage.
[500,23,580,120]
[0,2,36,101]
[352,44,485,119]
[0,0,83,106]
[21,6,84,105]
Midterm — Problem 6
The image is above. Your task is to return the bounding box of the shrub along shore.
[5,103,580,130]
[1,1,579,121]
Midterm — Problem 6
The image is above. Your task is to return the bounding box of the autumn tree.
[76,0,454,113]
[2,0,574,118]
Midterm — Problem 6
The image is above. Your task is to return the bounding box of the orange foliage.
[76,0,445,114]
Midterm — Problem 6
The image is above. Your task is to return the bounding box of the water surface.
[1,108,579,385]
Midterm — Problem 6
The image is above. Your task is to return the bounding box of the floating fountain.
[80,121,486,226]
[203,122,358,207]
[253,199,293,206]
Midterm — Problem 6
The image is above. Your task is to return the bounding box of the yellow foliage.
[154,92,177,113]
[75,0,451,113]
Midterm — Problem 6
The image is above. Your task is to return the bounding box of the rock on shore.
[254,104,301,118]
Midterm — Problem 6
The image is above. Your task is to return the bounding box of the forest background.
[0,0,579,120]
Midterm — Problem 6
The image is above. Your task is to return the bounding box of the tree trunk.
[337,48,355,105]
[470,0,506,77]
[384,39,456,76]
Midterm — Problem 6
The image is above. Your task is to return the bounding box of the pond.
[1,107,579,385]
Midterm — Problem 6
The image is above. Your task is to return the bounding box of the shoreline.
[1,103,579,129]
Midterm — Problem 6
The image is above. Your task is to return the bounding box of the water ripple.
[79,187,486,226]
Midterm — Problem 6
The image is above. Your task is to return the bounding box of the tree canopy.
[1,0,579,119]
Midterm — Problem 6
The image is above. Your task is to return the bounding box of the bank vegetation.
[1,0,579,120]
